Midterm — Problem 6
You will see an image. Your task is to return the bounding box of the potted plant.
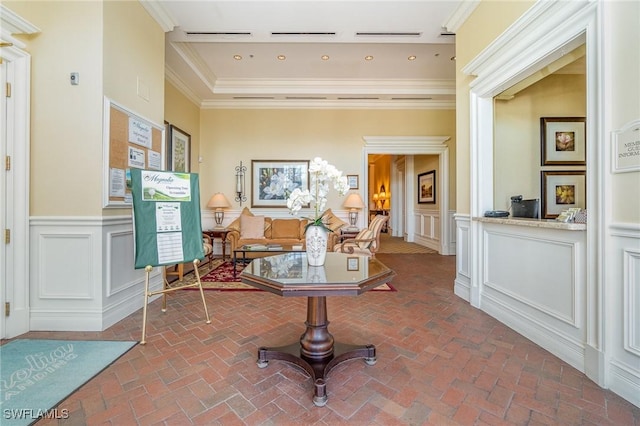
[287,157,349,265]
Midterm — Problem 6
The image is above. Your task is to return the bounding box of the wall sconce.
[235,161,247,205]
[207,193,231,228]
[343,193,365,228]
[372,193,379,209]
[379,184,387,209]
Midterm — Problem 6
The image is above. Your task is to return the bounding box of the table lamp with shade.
[343,192,365,228]
[372,193,379,209]
[207,193,231,228]
[379,185,387,209]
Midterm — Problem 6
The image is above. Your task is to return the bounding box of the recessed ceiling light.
[321,55,330,61]
[365,55,374,61]
[277,54,286,60]
[434,53,440,57]
[408,55,417,61]
[233,55,242,60]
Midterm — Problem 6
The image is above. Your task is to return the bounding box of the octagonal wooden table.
[240,252,396,406]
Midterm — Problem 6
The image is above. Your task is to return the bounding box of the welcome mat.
[0,339,137,426]
[178,260,396,291]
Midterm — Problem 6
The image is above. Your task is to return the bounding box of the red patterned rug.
[181,260,396,291]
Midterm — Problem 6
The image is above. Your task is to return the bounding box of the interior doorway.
[361,136,452,255]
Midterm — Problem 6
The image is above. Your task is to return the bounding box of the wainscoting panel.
[106,229,139,297]
[37,233,95,299]
[454,214,470,301]
[414,208,440,252]
[478,221,587,371]
[608,223,640,406]
[30,216,163,331]
[484,230,579,326]
[102,217,162,331]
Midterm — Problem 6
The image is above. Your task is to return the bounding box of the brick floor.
[9,253,640,425]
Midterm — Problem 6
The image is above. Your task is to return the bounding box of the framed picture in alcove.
[541,117,586,165]
[541,170,586,218]
[417,170,436,204]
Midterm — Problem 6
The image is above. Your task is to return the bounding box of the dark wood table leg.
[256,296,376,406]
[221,233,227,260]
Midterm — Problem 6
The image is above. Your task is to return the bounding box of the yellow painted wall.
[414,155,439,208]
[6,1,104,216]
[198,108,455,211]
[5,0,164,216]
[165,81,201,174]
[455,0,536,214]
[494,74,586,210]
[609,0,640,224]
[103,1,164,124]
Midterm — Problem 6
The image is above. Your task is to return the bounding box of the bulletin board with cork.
[102,97,166,208]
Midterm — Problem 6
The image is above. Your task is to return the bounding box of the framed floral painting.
[540,117,586,165]
[251,160,309,207]
[541,170,586,218]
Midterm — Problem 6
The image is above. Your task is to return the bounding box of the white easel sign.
[613,119,640,173]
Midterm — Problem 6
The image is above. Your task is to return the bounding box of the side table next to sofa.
[203,228,230,260]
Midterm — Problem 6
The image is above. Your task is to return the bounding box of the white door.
[0,43,31,338]
[0,56,7,339]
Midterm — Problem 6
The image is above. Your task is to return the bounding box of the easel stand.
[140,259,211,344]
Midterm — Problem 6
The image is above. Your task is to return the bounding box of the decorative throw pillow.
[355,229,374,249]
[227,207,253,232]
[271,219,302,239]
[321,209,348,233]
[240,215,266,239]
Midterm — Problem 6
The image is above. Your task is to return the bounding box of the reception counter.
[463,215,590,373]
[474,216,586,231]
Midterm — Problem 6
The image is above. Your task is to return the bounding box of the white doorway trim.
[362,136,451,254]
[1,6,38,338]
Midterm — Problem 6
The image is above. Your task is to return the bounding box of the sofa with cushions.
[226,207,348,255]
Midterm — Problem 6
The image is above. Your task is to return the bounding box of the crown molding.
[140,0,177,32]
[1,4,40,48]
[200,98,455,110]
[443,0,480,33]
[212,78,455,96]
[165,65,202,107]
[462,0,595,97]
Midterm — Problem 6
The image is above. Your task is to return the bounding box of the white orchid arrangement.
[287,157,349,232]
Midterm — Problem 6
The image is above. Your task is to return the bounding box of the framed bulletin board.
[102,97,166,208]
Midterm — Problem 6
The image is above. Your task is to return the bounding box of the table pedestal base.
[257,342,376,406]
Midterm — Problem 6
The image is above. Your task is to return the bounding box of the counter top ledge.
[474,216,586,231]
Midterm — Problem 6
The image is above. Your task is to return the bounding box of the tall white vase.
[305,225,328,266]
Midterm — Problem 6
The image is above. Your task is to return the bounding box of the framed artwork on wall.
[168,125,190,172]
[541,170,586,218]
[347,175,359,189]
[417,170,436,204]
[251,160,309,207]
[541,117,586,165]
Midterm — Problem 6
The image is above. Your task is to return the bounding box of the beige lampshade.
[207,193,231,209]
[343,193,365,209]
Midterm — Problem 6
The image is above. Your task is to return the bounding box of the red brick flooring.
[12,253,640,425]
